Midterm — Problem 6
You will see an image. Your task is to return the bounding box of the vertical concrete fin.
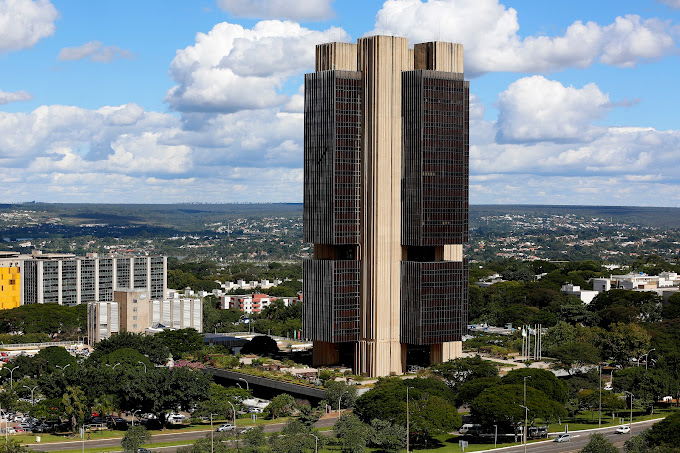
[316,42,358,71]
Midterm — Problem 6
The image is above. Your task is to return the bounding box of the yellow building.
[0,252,21,309]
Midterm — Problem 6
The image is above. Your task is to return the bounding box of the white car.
[615,425,631,434]
[554,433,571,442]
[216,423,235,432]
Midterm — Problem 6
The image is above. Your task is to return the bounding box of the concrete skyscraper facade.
[303,36,469,377]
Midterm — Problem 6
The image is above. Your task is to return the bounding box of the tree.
[0,439,30,453]
[470,384,567,433]
[98,347,153,369]
[266,393,296,419]
[268,420,320,453]
[239,335,279,356]
[92,394,117,419]
[35,346,77,371]
[640,412,680,450]
[91,331,170,365]
[410,394,461,442]
[430,355,499,391]
[121,425,151,453]
[354,377,455,426]
[334,413,372,453]
[62,386,87,433]
[121,366,211,428]
[155,328,204,359]
[613,367,671,412]
[550,341,601,375]
[599,323,651,366]
[455,377,501,407]
[370,419,406,453]
[662,293,680,320]
[195,384,250,420]
[580,433,618,453]
[241,425,266,452]
[325,380,357,410]
[501,368,569,404]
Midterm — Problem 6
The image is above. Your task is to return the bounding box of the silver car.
[554,433,571,442]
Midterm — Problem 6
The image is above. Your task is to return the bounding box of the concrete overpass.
[202,367,326,403]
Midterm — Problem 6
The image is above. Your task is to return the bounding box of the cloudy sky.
[0,0,679,206]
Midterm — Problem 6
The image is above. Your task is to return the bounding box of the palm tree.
[62,386,87,433]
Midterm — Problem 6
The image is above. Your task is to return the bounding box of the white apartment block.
[23,251,167,305]
[560,283,599,305]
[593,272,680,292]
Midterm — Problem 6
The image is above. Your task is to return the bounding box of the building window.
[133,316,137,321]
[133,324,137,329]
[133,307,137,312]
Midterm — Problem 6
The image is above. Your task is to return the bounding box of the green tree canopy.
[580,433,618,453]
[121,425,151,453]
[155,328,204,359]
[470,384,567,429]
[501,368,569,403]
[430,355,499,391]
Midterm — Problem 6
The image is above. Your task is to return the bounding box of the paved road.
[481,419,661,452]
[26,416,338,452]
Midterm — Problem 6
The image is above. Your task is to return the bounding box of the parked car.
[615,425,631,434]
[554,433,571,442]
[216,423,235,432]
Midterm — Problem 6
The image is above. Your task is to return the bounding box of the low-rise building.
[87,289,201,344]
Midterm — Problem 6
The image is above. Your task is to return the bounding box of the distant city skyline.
[0,0,678,206]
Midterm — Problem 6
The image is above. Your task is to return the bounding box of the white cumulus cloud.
[58,41,134,63]
[370,0,677,76]
[0,89,33,104]
[0,0,57,52]
[216,0,335,21]
[165,20,348,113]
[496,76,611,144]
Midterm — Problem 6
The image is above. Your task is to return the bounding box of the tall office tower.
[303,37,469,377]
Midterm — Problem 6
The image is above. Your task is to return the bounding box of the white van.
[459,424,482,435]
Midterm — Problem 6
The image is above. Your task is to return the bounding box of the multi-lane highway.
[26,416,339,452]
[482,419,662,452]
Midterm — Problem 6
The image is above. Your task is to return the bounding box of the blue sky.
[0,0,679,206]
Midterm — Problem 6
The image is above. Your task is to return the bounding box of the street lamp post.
[522,375,531,452]
[105,362,121,370]
[644,349,656,370]
[624,391,634,440]
[598,362,602,428]
[309,433,319,453]
[519,405,529,453]
[131,410,140,426]
[227,401,236,429]
[210,413,218,453]
[138,361,147,373]
[494,424,498,449]
[238,378,249,391]
[8,366,18,388]
[406,387,413,453]
[338,390,348,417]
[56,363,71,371]
[23,385,38,405]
